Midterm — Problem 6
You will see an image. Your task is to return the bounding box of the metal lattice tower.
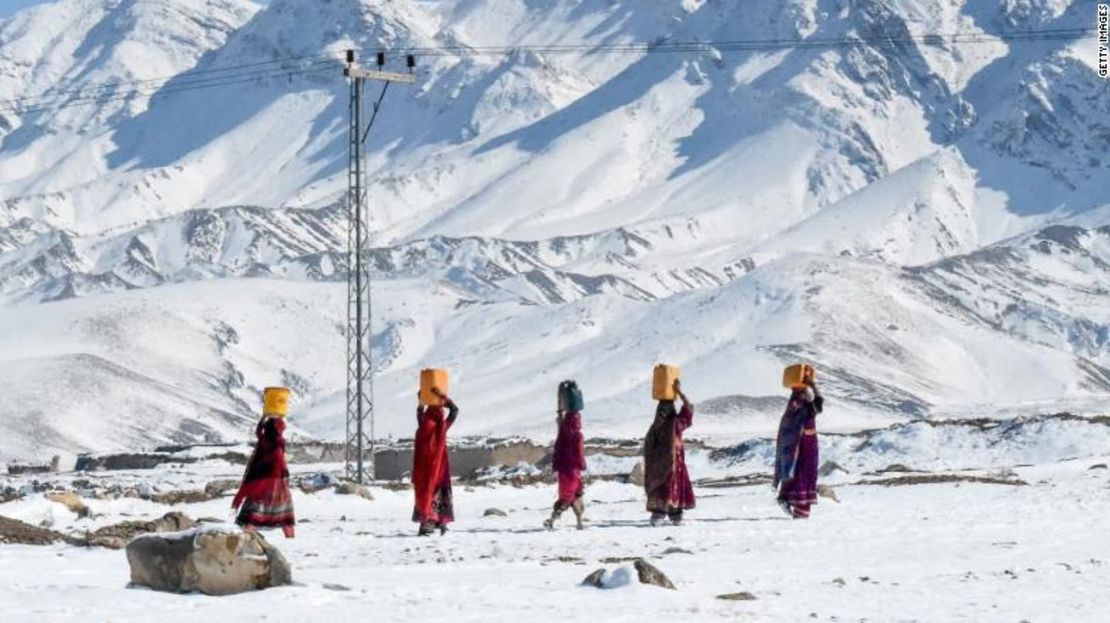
[344,50,416,483]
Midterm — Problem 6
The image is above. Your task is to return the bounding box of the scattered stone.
[599,556,641,564]
[717,591,757,601]
[633,559,675,590]
[150,489,222,505]
[696,474,774,488]
[0,515,67,545]
[126,526,292,595]
[863,474,1027,487]
[831,577,847,587]
[45,491,91,518]
[323,583,351,592]
[0,487,23,504]
[583,560,674,590]
[335,482,374,501]
[582,568,606,588]
[818,461,847,477]
[1089,464,1108,470]
[629,461,645,487]
[87,512,196,549]
[661,547,693,555]
[817,484,840,503]
[483,508,507,517]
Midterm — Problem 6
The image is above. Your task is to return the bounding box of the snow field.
[3,458,1110,622]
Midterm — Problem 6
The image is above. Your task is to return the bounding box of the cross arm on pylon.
[344,67,417,84]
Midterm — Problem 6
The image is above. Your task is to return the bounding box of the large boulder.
[126,525,291,595]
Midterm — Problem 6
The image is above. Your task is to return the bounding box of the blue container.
[558,380,585,412]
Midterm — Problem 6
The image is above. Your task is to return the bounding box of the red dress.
[412,401,457,525]
[233,417,295,535]
[553,412,586,506]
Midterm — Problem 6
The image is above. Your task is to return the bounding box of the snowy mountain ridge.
[0,0,1107,460]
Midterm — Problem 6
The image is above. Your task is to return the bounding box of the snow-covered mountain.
[0,0,1106,460]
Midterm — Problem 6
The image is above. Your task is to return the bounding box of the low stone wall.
[373,440,549,481]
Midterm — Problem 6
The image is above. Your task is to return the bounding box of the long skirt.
[780,434,819,518]
[646,440,695,514]
[236,478,295,529]
[413,473,454,525]
[556,470,583,508]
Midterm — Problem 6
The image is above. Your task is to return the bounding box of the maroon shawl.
[643,401,695,512]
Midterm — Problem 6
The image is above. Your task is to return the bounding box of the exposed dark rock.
[582,568,606,588]
[0,515,67,545]
[717,591,757,601]
[633,559,675,590]
[861,474,1027,487]
[86,512,196,549]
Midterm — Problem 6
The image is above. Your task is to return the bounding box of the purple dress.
[774,389,823,518]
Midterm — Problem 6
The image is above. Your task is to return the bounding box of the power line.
[4,51,341,107]
[366,26,1095,57]
[0,61,337,115]
[0,26,1094,115]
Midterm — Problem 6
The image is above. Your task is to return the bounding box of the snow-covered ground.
[3,453,1110,622]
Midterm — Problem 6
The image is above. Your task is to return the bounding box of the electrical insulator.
[346,49,355,64]
[407,54,416,70]
[376,52,385,67]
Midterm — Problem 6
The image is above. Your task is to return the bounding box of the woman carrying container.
[232,387,296,538]
[545,380,588,529]
[412,385,459,536]
[643,378,695,526]
[774,366,824,519]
